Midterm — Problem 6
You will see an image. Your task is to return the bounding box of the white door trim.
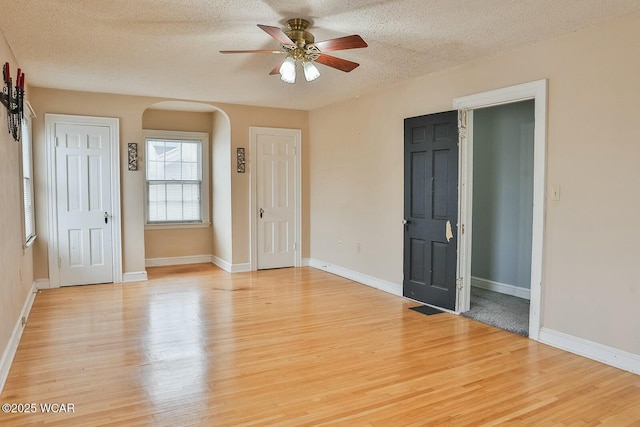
[249,127,302,271]
[453,79,547,340]
[45,114,123,288]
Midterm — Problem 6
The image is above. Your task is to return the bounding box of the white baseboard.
[230,263,251,273]
[0,282,38,394]
[144,255,251,274]
[35,278,50,289]
[471,276,530,300]
[122,271,148,282]
[146,255,213,267]
[539,327,640,375]
[211,255,232,272]
[211,256,251,273]
[214,259,308,273]
[308,258,402,297]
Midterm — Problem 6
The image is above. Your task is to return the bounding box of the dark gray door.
[403,111,459,310]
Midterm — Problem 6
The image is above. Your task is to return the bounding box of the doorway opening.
[141,101,233,272]
[461,100,534,336]
[455,79,547,340]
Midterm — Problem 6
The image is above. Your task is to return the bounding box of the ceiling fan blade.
[315,54,360,72]
[269,59,285,75]
[257,24,295,46]
[220,49,285,54]
[314,35,368,52]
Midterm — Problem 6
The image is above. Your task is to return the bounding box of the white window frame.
[143,129,210,229]
[21,101,36,248]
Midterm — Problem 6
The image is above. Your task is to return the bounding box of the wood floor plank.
[1,264,639,425]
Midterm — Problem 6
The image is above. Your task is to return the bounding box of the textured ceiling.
[1,0,639,110]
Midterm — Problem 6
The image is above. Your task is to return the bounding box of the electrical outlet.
[338,240,343,247]
[552,186,561,201]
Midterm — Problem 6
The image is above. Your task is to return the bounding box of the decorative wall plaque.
[128,143,138,171]
[237,147,246,173]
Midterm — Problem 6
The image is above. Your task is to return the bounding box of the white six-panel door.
[55,123,114,286]
[254,129,299,270]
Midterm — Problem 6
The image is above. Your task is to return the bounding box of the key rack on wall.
[1,62,25,142]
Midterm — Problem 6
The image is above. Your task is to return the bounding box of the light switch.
[552,186,561,201]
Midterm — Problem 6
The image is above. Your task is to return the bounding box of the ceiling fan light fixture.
[220,19,367,81]
[303,60,320,82]
[279,56,296,83]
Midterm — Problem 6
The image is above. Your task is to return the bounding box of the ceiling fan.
[220,18,368,83]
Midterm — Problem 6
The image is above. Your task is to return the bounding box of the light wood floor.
[1,265,639,426]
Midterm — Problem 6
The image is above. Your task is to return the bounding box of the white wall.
[211,110,232,264]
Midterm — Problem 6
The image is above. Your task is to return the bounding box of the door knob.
[104,212,109,224]
[259,208,264,218]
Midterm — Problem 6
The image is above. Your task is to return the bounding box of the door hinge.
[458,110,468,129]
[456,277,463,290]
[58,257,61,268]
[461,224,465,235]
[293,242,297,251]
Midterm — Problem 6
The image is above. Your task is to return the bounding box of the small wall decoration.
[237,147,246,173]
[128,143,138,171]
[1,62,25,142]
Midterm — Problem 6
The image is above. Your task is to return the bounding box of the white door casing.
[250,127,301,270]
[46,114,122,287]
[453,79,547,340]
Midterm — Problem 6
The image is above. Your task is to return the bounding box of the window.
[144,130,209,227]
[22,103,36,247]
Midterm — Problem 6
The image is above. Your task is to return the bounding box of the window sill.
[145,222,211,231]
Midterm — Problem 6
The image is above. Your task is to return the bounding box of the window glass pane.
[182,183,201,221]
[148,183,163,202]
[24,177,33,238]
[182,142,198,162]
[147,184,165,222]
[164,160,182,180]
[165,141,181,154]
[166,183,182,201]
[181,162,198,180]
[22,127,31,178]
[147,140,166,162]
[147,160,163,180]
[22,116,35,242]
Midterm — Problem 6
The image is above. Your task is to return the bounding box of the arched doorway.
[142,101,232,269]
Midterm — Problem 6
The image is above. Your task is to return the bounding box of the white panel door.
[55,123,113,286]
[256,132,296,269]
